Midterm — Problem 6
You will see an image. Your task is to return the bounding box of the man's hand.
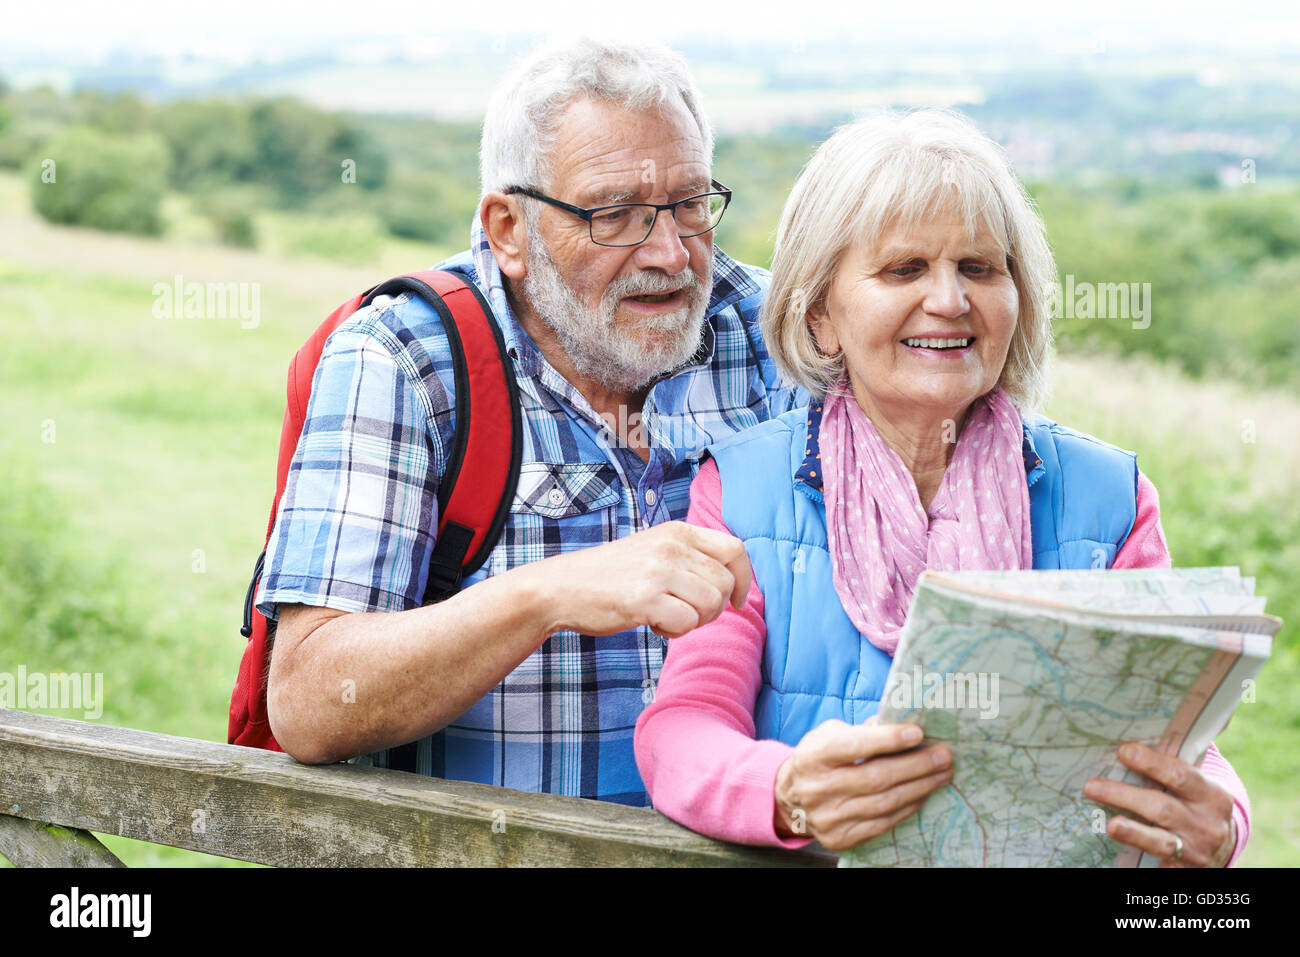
[773,717,953,850]
[526,520,752,639]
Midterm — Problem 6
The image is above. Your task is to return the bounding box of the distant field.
[0,176,1294,867]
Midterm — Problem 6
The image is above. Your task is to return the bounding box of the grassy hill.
[0,175,1294,867]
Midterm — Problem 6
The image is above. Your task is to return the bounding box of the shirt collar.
[794,401,1043,492]
[1021,418,1046,487]
[707,245,762,315]
[794,400,827,490]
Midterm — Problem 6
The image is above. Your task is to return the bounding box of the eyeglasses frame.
[503,179,733,247]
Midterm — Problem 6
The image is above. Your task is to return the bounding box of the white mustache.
[606,270,699,298]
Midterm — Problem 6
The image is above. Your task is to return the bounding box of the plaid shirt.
[256,218,805,805]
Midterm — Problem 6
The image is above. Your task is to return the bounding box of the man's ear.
[480,193,528,281]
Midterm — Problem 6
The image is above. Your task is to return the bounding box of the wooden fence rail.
[0,710,833,868]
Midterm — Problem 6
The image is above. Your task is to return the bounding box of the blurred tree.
[73,89,154,134]
[156,99,258,191]
[1203,193,1300,261]
[332,119,389,192]
[247,98,388,207]
[377,170,477,244]
[248,99,338,205]
[30,126,171,235]
[0,122,41,169]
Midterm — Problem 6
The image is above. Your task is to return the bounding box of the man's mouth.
[622,289,689,315]
[902,337,974,350]
[627,292,681,304]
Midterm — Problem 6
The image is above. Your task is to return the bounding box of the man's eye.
[595,208,631,224]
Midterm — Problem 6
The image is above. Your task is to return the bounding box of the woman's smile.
[900,335,976,355]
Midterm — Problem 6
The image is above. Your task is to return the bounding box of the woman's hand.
[1083,743,1237,868]
[774,716,953,850]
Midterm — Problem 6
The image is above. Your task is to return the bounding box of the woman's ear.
[807,298,840,357]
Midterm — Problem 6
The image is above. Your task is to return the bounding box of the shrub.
[198,187,263,249]
[30,126,171,235]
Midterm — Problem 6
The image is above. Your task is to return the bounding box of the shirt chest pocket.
[510,462,622,519]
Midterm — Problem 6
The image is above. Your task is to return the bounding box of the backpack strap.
[358,271,522,603]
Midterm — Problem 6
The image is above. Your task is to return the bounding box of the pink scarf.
[819,381,1033,655]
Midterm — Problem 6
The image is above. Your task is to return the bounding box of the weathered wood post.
[0,711,834,867]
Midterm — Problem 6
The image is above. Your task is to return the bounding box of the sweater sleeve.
[1111,470,1172,571]
[1112,470,1251,866]
[634,458,810,848]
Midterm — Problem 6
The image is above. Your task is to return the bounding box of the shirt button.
[645,488,658,508]
[548,487,564,506]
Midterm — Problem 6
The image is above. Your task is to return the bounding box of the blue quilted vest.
[708,404,1138,747]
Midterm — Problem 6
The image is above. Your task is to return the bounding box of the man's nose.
[632,209,691,275]
[923,266,970,319]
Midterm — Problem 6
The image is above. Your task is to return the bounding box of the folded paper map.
[840,568,1279,868]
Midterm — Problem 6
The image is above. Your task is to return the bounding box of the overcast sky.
[7,0,1300,60]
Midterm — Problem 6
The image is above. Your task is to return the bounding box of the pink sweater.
[634,458,1253,865]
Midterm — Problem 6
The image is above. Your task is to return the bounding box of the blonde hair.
[762,108,1055,411]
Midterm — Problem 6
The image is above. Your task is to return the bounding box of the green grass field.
[0,173,1295,867]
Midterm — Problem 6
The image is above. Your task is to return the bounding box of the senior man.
[256,38,804,805]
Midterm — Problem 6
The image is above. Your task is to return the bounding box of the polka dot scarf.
[819,379,1033,655]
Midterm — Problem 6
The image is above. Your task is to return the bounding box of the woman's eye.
[888,264,920,278]
[962,261,994,276]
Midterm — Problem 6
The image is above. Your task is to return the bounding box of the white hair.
[762,108,1057,412]
[479,36,714,195]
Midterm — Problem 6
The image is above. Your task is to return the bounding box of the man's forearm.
[266,521,752,765]
[267,564,557,764]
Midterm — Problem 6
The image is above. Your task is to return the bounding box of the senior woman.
[633,109,1250,867]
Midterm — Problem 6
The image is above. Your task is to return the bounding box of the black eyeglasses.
[504,180,732,247]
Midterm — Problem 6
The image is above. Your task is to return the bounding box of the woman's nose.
[923,267,970,319]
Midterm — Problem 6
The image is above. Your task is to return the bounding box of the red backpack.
[229,270,522,752]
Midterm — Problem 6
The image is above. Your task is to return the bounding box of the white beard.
[520,236,712,392]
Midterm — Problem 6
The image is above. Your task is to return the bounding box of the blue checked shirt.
[256,218,805,805]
